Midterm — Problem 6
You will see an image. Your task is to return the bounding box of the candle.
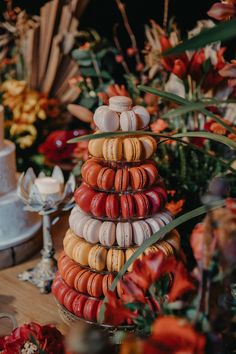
[35,177,61,196]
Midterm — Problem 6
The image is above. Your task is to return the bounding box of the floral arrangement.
[0,322,65,354]
[95,198,236,353]
[0,1,89,173]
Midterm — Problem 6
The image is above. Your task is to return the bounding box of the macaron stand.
[52,96,181,329]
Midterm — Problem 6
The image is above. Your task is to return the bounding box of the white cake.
[0,106,41,251]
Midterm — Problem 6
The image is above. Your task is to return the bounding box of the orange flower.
[149,316,206,354]
[144,93,158,106]
[98,84,129,104]
[210,122,227,135]
[104,291,136,326]
[119,252,195,303]
[107,84,129,98]
[166,199,185,216]
[150,119,168,133]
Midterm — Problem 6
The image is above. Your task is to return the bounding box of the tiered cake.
[52,96,181,325]
[0,106,41,266]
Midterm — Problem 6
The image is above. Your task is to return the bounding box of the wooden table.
[0,214,69,336]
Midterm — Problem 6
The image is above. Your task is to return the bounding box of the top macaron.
[93,96,150,132]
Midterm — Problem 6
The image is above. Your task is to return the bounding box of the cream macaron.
[116,222,133,247]
[139,136,157,159]
[120,110,138,132]
[83,218,102,244]
[132,105,150,128]
[99,221,116,246]
[132,220,152,246]
[69,212,91,237]
[107,249,125,272]
[88,131,105,158]
[109,96,132,112]
[72,239,93,266]
[93,106,120,132]
[88,245,107,271]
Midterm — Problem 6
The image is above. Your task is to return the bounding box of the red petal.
[207,3,236,20]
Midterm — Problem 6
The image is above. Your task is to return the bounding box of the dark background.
[2,0,216,47]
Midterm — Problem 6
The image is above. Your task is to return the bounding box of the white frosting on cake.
[0,190,41,250]
[0,141,17,195]
[0,105,42,251]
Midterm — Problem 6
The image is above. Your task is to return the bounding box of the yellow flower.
[10,124,37,149]
[1,79,26,96]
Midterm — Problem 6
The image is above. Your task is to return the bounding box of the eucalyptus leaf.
[163,18,236,56]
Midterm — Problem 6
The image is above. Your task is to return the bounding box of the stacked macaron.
[74,183,167,219]
[52,96,182,326]
[69,205,174,246]
[81,158,159,191]
[93,96,150,132]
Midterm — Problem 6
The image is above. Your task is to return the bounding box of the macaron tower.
[52,96,181,326]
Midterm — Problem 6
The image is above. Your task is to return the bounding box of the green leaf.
[138,85,236,135]
[163,18,236,56]
[68,130,236,149]
[162,100,236,119]
[98,200,225,323]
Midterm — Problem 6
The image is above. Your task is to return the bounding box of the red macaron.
[57,283,70,305]
[133,193,150,217]
[90,192,107,217]
[83,298,100,322]
[145,189,162,214]
[63,289,78,313]
[87,273,103,298]
[97,167,115,190]
[64,265,81,288]
[102,274,115,296]
[59,259,77,279]
[106,194,119,219]
[114,169,130,192]
[142,163,158,185]
[129,167,147,190]
[51,276,62,297]
[120,194,134,219]
[72,294,87,318]
[152,186,168,206]
[74,269,91,294]
[74,184,97,213]
[84,163,102,188]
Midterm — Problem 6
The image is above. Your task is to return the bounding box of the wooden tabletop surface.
[0,214,69,336]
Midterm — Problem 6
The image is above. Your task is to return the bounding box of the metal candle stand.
[17,166,76,293]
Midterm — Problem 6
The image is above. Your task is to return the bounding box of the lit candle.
[34,177,61,197]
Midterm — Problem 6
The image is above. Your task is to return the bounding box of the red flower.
[146,316,206,354]
[119,273,146,304]
[0,322,65,354]
[168,262,195,301]
[207,1,236,20]
[39,129,88,162]
[189,50,205,82]
[104,291,136,326]
[119,252,195,303]
[172,59,187,79]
